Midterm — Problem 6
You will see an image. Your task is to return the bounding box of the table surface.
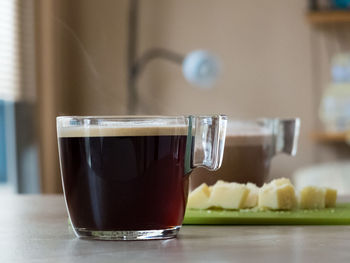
[1,195,350,263]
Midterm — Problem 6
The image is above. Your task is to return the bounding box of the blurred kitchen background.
[2,0,350,194]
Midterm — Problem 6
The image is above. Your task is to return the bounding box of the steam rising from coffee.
[55,18,221,115]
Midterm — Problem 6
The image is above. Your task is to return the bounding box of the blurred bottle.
[320,53,350,132]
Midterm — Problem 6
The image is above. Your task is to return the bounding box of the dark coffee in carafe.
[190,132,273,189]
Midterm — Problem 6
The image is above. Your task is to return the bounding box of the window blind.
[0,0,20,101]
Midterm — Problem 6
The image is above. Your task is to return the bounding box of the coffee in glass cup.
[57,115,227,240]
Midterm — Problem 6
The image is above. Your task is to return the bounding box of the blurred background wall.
[136,0,315,183]
[5,0,350,193]
[39,0,314,192]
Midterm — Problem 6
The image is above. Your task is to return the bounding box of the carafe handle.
[274,118,300,156]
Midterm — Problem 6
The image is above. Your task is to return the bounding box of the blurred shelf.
[307,11,350,24]
[311,131,349,143]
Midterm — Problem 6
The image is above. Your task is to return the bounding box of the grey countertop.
[1,195,350,262]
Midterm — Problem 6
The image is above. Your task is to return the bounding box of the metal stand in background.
[127,0,184,115]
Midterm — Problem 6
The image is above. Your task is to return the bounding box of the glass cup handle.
[274,118,301,156]
[190,115,227,171]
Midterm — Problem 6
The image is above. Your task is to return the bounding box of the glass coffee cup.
[190,118,300,190]
[57,115,227,240]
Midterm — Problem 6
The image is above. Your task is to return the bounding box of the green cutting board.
[183,203,350,225]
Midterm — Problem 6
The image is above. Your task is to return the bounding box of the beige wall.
[55,0,129,116]
[46,0,318,191]
[137,0,315,179]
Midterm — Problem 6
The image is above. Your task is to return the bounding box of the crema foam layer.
[57,125,189,138]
